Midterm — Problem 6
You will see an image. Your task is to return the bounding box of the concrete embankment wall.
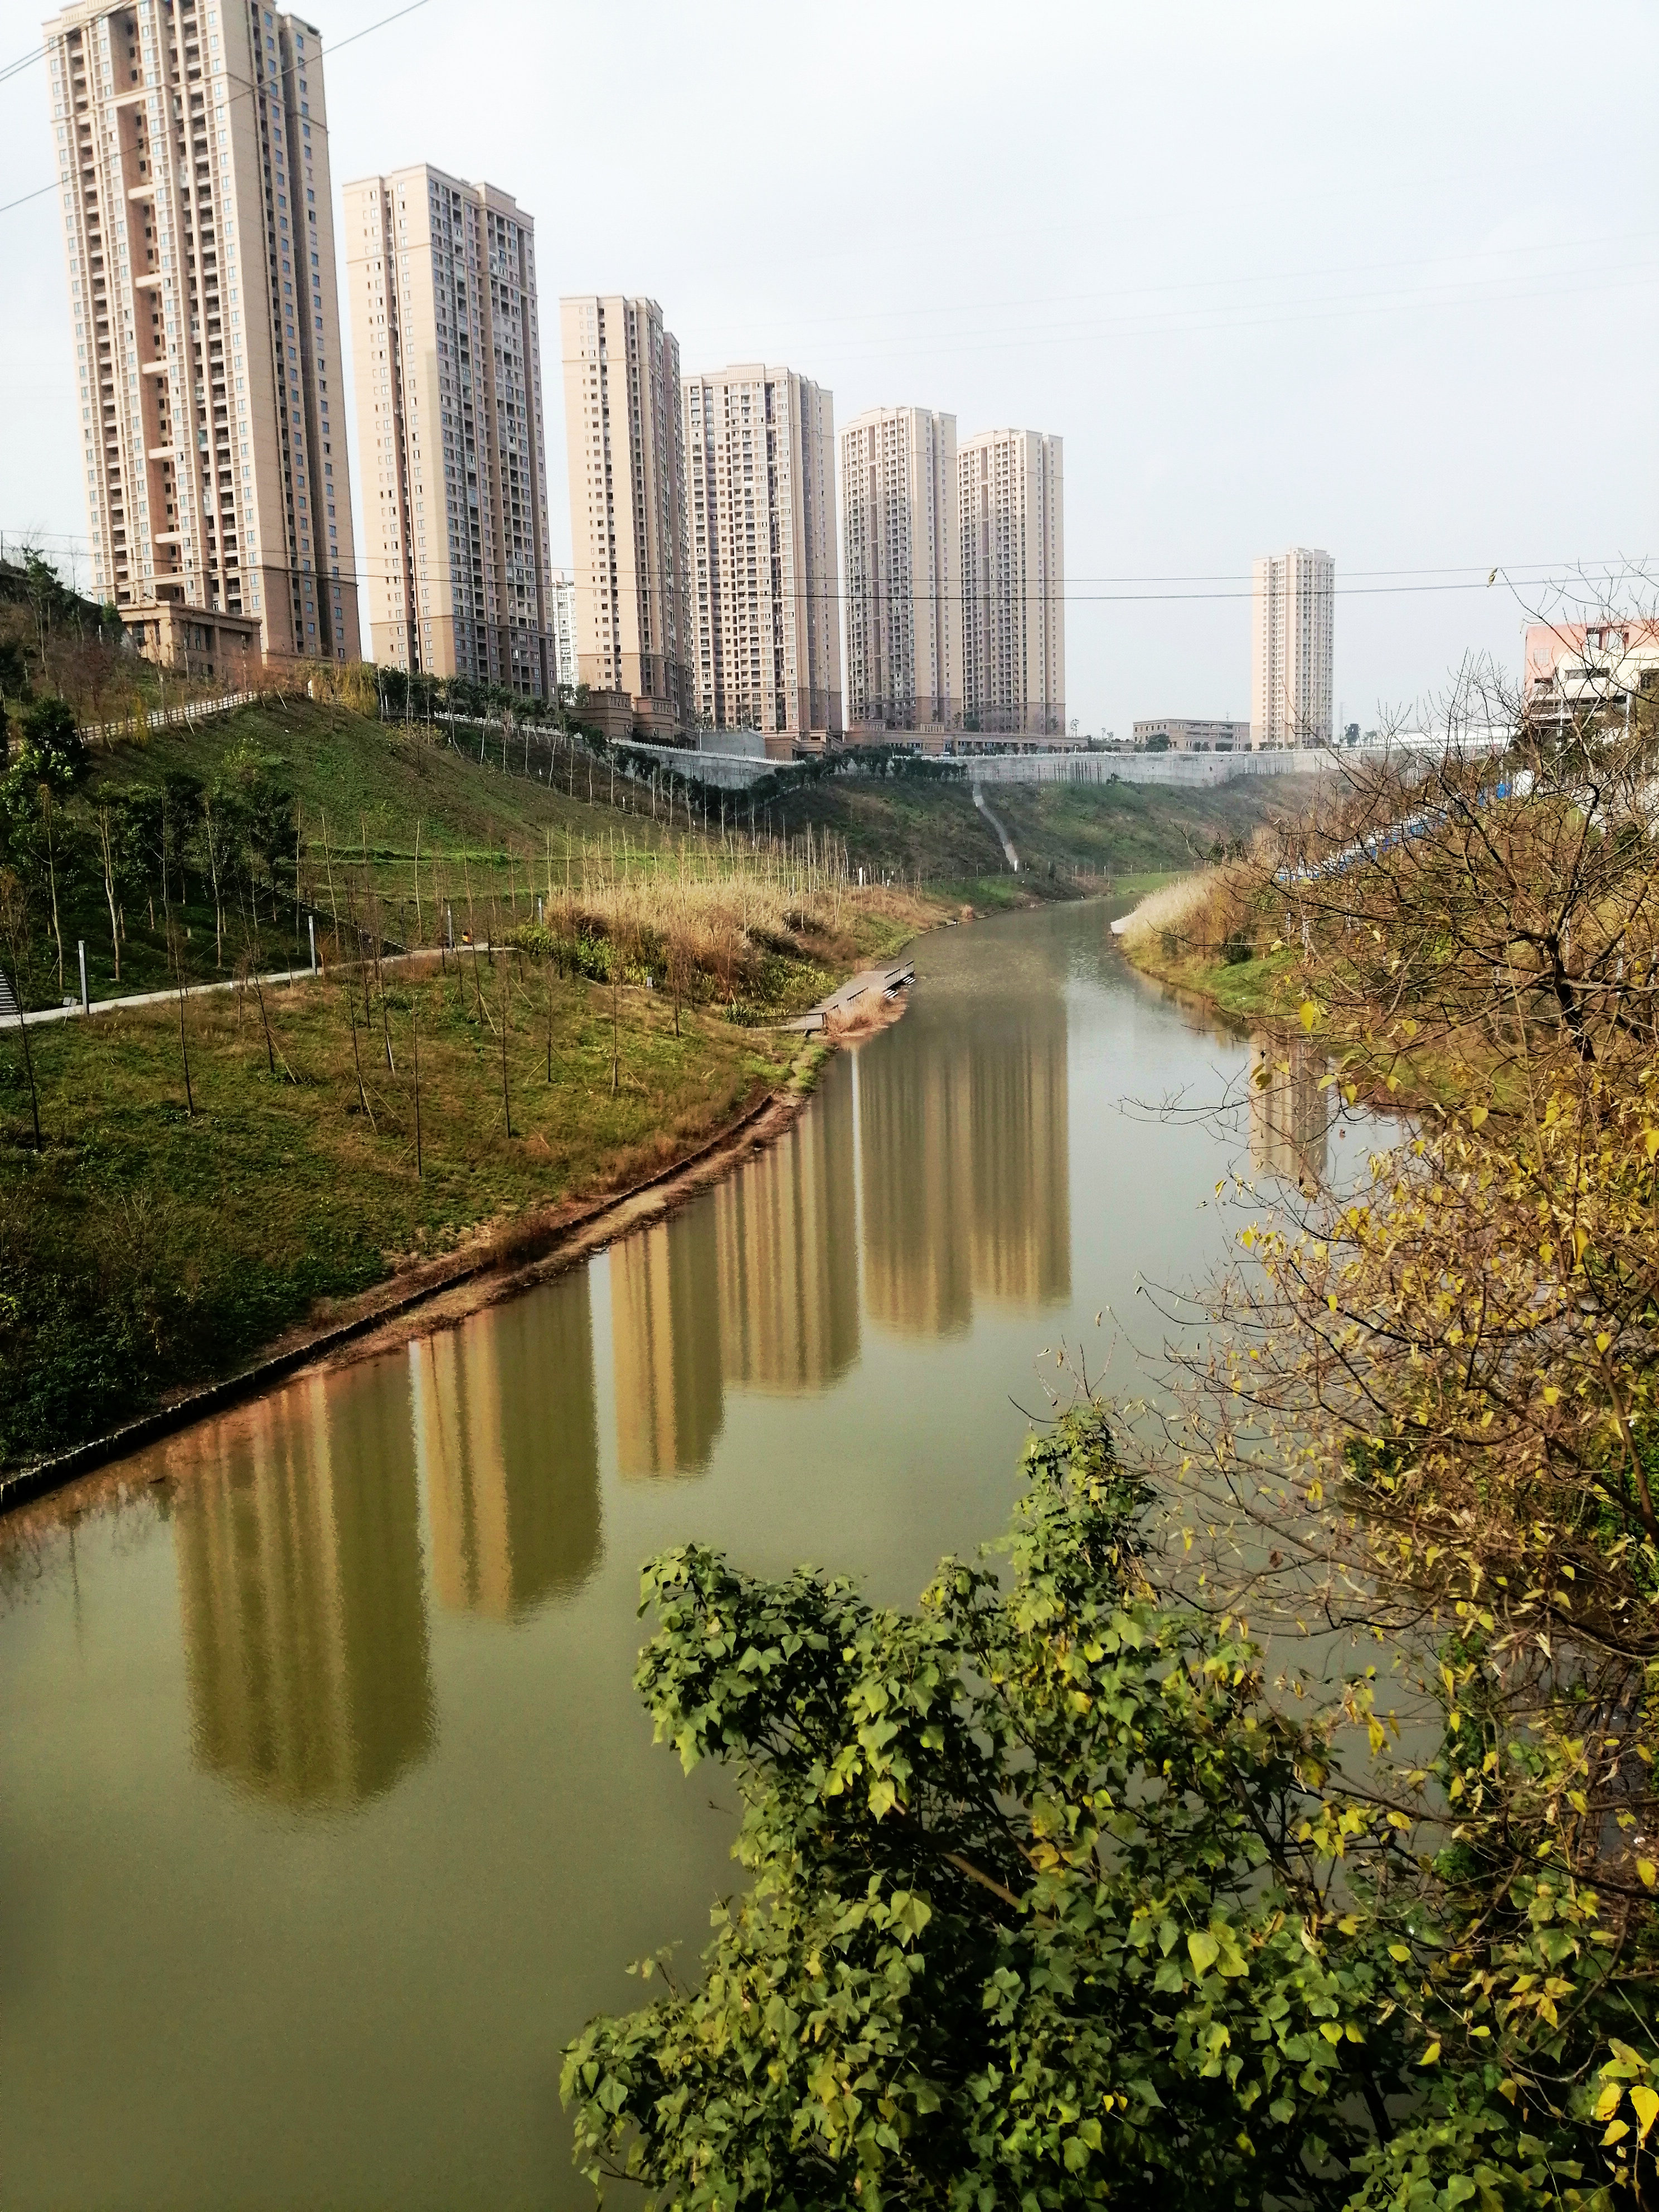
[615,737,1510,796]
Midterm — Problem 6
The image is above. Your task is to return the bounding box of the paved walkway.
[0,945,458,1030]
[972,784,1020,870]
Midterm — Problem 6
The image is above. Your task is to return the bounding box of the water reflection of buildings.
[609,1069,861,1474]
[172,1376,434,1810]
[716,1059,859,1393]
[611,1209,726,1477]
[416,1272,602,1619]
[859,989,1070,1335]
[601,955,1070,1466]
[1249,1036,1330,1187]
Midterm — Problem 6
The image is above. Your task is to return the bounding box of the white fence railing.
[79,688,263,745]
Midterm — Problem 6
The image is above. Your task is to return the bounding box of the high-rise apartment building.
[559,295,690,733]
[43,0,360,662]
[1250,546,1334,746]
[345,168,552,693]
[682,364,841,742]
[549,568,577,691]
[958,428,1064,739]
[838,405,960,736]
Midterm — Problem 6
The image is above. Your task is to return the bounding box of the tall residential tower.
[958,428,1064,740]
[43,0,360,661]
[683,363,841,743]
[559,294,690,734]
[838,405,960,737]
[1250,546,1333,747]
[345,167,552,692]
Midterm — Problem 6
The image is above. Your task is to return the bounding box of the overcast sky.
[4,0,1655,735]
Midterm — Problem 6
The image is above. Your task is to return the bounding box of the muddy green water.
[0,899,1335,2209]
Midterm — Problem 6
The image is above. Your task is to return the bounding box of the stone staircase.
[0,967,18,1022]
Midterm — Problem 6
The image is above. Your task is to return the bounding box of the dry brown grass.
[1117,862,1257,958]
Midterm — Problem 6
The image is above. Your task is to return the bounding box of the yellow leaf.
[1188,1929,1220,1975]
[1603,2119,1631,2146]
[1418,2042,1441,2066]
[1594,2082,1623,2122]
[1469,1105,1488,1128]
[1299,1000,1318,1032]
[1631,2084,1659,2141]
[1645,1128,1659,1161]
[1637,1859,1656,1888]
[1542,1386,1561,1406]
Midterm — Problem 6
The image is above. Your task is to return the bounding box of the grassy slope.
[37,706,1304,1006]
[992,776,1301,879]
[743,764,1301,892]
[1,958,797,1467]
[90,695,665,865]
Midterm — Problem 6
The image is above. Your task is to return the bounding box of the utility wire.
[3,523,1648,608]
[1,0,433,220]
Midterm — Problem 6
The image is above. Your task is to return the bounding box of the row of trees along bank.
[0,657,891,1025]
[564,690,1659,2210]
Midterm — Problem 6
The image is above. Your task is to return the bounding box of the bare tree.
[0,870,43,1149]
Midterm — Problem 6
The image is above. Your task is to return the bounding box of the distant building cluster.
[561,343,1066,750]
[837,408,1065,745]
[41,4,1066,739]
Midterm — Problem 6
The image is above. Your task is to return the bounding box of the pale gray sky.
[3,0,1655,735]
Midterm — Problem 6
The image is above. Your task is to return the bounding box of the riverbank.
[0,695,1298,1018]
[1113,865,1517,1112]
[0,887,940,1485]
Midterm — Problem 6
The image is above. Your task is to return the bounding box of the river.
[0,896,1340,2209]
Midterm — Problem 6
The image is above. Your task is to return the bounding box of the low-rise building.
[1132,717,1250,751]
[119,601,261,681]
[1523,619,1659,729]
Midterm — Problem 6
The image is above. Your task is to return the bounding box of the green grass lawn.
[0,954,799,1468]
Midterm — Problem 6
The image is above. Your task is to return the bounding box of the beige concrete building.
[683,364,841,742]
[119,597,259,676]
[560,294,690,734]
[839,405,960,738]
[43,0,360,664]
[1132,716,1250,751]
[345,168,552,694]
[958,429,1065,740]
[1250,546,1333,746]
[550,567,577,691]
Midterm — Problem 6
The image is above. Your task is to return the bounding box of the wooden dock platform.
[787,959,915,1034]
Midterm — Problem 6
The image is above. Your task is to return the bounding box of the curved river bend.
[0,898,1335,2209]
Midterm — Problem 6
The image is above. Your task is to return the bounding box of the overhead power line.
[0,0,434,220]
[3,527,1648,609]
